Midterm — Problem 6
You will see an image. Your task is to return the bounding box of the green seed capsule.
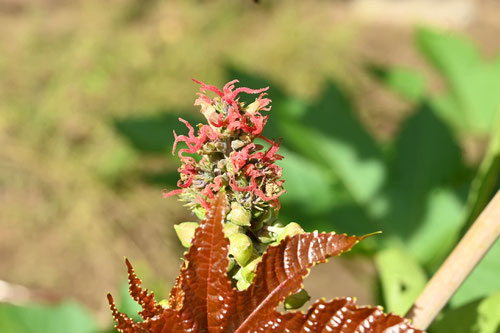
[269,222,304,244]
[158,299,170,309]
[227,257,236,272]
[257,230,275,244]
[241,258,260,282]
[223,222,240,237]
[173,222,199,248]
[236,276,251,290]
[234,267,248,290]
[284,289,310,310]
[227,202,251,226]
[228,233,253,266]
[251,217,264,231]
[244,256,261,272]
[235,257,261,290]
[255,207,277,227]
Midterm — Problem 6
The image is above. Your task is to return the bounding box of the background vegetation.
[1,0,500,331]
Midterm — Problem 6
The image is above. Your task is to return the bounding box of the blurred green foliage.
[375,248,427,316]
[430,292,500,333]
[2,2,499,329]
[0,302,98,333]
[0,283,142,333]
[373,27,500,332]
[109,27,500,332]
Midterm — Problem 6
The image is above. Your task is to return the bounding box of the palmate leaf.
[108,193,423,332]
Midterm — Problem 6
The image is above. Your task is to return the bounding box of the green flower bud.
[245,98,261,115]
[215,141,227,151]
[231,140,245,150]
[173,222,199,248]
[226,160,234,173]
[227,202,251,226]
[228,233,253,266]
[199,102,217,123]
[284,289,310,310]
[217,159,226,170]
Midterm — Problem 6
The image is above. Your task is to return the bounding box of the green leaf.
[382,104,467,246]
[430,292,500,333]
[368,65,427,102]
[95,143,138,184]
[430,298,482,333]
[0,302,98,333]
[407,187,466,266]
[418,27,500,134]
[277,147,336,215]
[464,115,500,230]
[118,280,142,321]
[417,27,479,80]
[448,117,500,308]
[429,93,469,132]
[114,113,202,154]
[476,291,500,333]
[451,240,500,308]
[279,82,386,208]
[375,247,427,315]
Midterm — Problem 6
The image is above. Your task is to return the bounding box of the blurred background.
[1,0,500,331]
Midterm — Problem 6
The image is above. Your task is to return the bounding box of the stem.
[406,190,500,330]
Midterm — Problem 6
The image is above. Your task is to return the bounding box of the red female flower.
[193,79,271,135]
[164,79,285,217]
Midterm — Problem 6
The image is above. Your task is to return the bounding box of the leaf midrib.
[235,272,299,333]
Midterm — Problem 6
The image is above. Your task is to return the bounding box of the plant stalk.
[406,190,500,330]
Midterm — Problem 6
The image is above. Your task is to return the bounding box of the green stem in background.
[406,190,500,329]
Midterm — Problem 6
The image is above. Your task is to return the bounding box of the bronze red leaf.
[108,192,424,333]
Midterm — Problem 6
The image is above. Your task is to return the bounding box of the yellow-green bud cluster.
[174,217,305,291]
